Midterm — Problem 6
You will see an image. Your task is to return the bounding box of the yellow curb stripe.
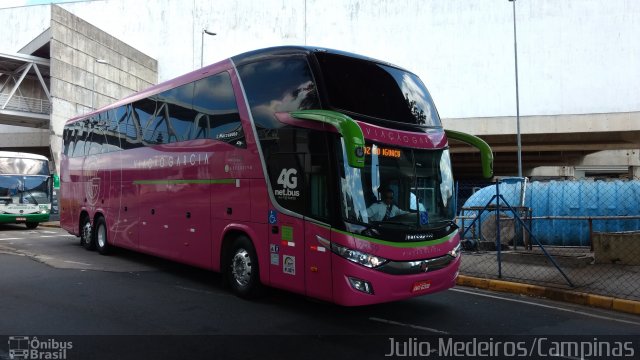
[456,275,640,316]
[612,299,640,314]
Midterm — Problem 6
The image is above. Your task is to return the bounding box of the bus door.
[303,153,333,301]
[267,153,306,293]
[268,213,305,293]
[267,152,334,300]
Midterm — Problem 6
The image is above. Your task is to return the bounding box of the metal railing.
[0,93,51,115]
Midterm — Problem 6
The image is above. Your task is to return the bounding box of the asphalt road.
[1,224,638,359]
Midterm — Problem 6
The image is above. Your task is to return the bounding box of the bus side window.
[105,109,121,151]
[62,127,71,156]
[91,116,109,155]
[145,102,169,145]
[67,123,78,157]
[118,105,140,149]
[193,72,245,147]
[72,120,88,157]
[163,83,195,143]
[87,117,101,155]
[193,114,209,139]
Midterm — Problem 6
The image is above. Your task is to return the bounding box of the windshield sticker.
[268,210,277,224]
[283,255,295,275]
[281,226,295,247]
[420,211,429,225]
[270,253,279,266]
[281,226,293,241]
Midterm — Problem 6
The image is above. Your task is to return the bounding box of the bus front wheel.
[94,216,111,255]
[226,236,263,299]
[80,216,95,250]
[25,222,38,229]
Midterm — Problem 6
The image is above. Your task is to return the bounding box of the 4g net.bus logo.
[274,168,300,199]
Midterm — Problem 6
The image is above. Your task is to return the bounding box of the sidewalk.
[40,221,61,228]
[459,249,640,315]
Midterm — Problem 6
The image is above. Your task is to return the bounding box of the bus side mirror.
[52,173,60,189]
[444,129,493,179]
[290,110,365,168]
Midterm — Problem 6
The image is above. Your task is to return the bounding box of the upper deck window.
[238,56,320,131]
[315,52,441,128]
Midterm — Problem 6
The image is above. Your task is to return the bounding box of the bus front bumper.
[331,254,461,306]
[0,213,50,224]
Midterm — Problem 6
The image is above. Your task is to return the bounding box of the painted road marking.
[63,260,92,266]
[175,285,230,297]
[38,235,57,238]
[0,238,23,241]
[369,317,449,334]
[451,288,640,327]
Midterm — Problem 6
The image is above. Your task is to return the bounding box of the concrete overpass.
[0,52,51,127]
[0,52,52,159]
[445,112,640,180]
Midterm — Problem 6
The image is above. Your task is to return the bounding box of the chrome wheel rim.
[231,249,252,287]
[97,223,106,248]
[82,221,92,244]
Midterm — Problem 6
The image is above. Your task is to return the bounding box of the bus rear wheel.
[94,216,111,255]
[226,236,263,299]
[80,216,95,250]
[25,222,38,229]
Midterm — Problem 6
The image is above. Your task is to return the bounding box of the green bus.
[0,151,55,229]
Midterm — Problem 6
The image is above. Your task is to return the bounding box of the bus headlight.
[330,243,388,268]
[448,243,462,258]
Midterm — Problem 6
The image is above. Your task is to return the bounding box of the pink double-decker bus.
[60,46,492,306]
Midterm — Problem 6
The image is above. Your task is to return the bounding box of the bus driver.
[367,188,408,221]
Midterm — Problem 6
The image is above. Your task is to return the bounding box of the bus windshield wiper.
[22,188,39,205]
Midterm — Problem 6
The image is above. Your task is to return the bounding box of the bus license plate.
[412,280,431,292]
[16,217,27,221]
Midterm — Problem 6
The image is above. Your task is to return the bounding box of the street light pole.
[509,0,522,178]
[201,29,217,68]
[92,59,108,111]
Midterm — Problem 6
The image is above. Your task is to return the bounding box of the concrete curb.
[457,275,640,316]
[39,222,60,228]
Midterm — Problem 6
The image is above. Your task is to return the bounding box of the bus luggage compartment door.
[268,213,304,294]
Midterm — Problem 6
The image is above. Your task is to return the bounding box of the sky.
[0,0,81,9]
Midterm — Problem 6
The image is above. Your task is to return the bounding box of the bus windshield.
[0,175,51,205]
[337,140,454,234]
[316,52,441,127]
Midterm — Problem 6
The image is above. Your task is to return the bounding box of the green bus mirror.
[445,129,494,179]
[290,110,365,168]
[53,173,60,189]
